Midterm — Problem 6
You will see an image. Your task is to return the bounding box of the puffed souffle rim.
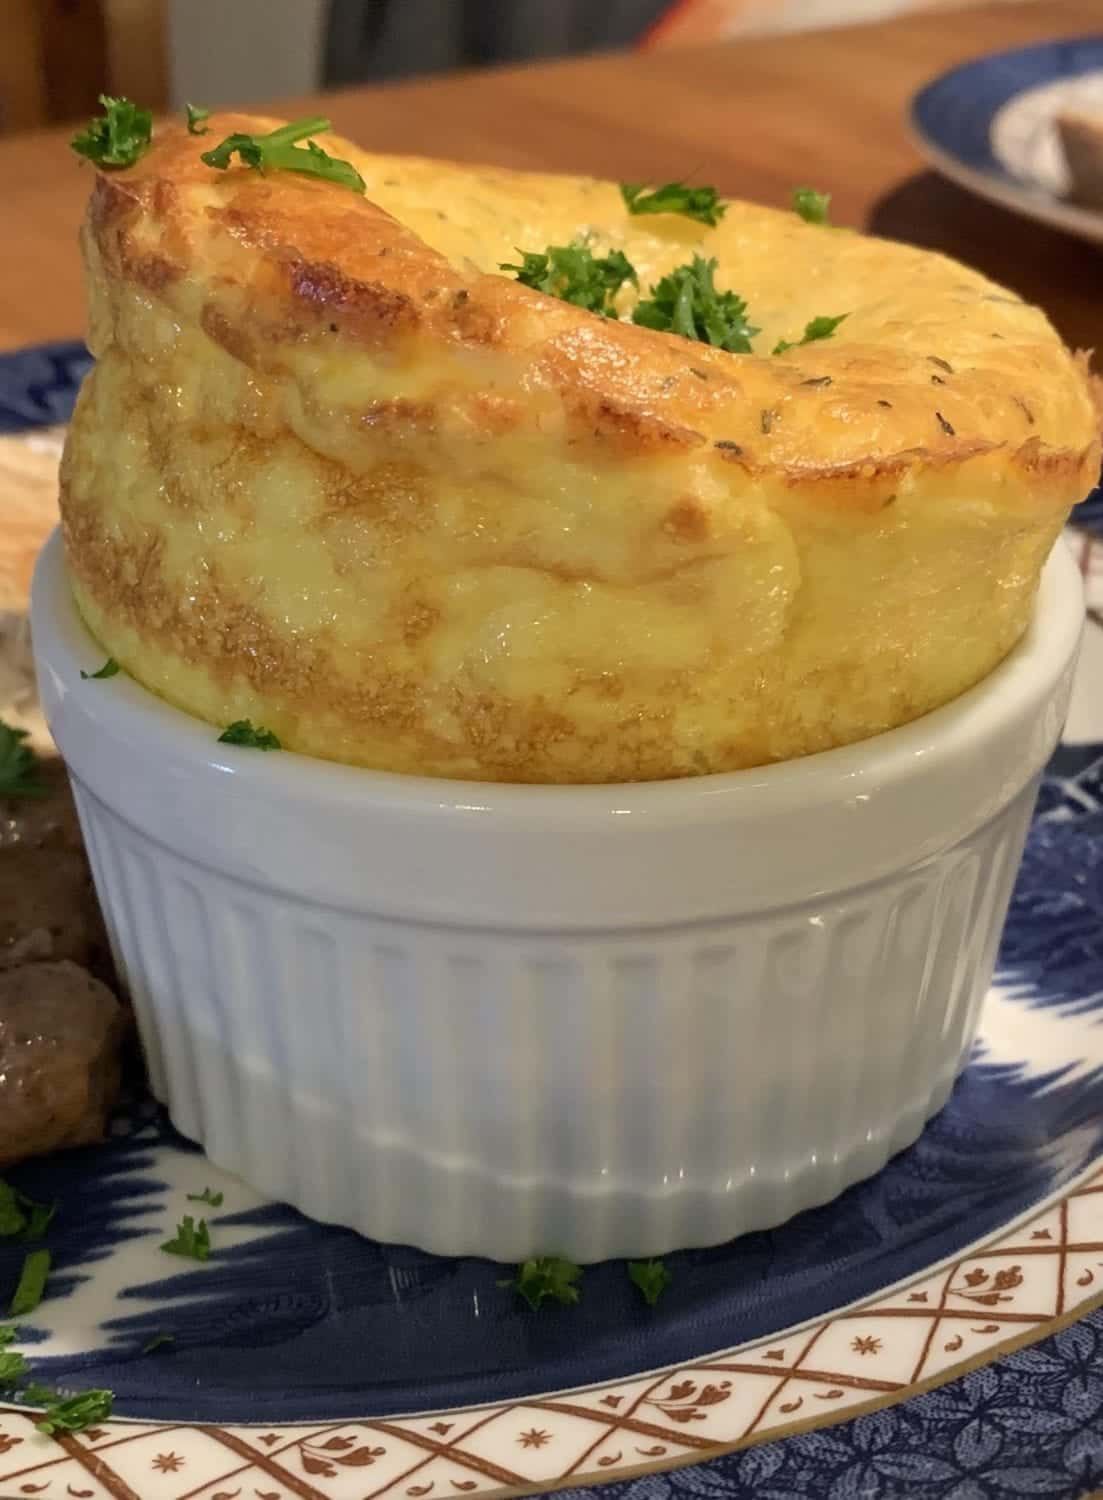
[59,115,1099,783]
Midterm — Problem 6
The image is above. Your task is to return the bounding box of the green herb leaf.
[141,1332,175,1355]
[10,1249,50,1317]
[185,103,210,136]
[35,1387,114,1435]
[201,117,365,193]
[501,243,637,317]
[80,657,119,680]
[772,312,848,356]
[161,1215,210,1262]
[0,1327,27,1389]
[0,1183,27,1237]
[0,723,46,800]
[793,186,831,225]
[633,255,758,353]
[20,1381,54,1404]
[186,1186,224,1207]
[498,1255,582,1311]
[217,720,281,751]
[627,1258,672,1306]
[621,181,727,227]
[71,95,152,169]
[802,313,848,342]
[0,1183,57,1242]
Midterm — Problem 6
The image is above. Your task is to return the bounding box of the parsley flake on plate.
[621,181,727,227]
[0,1182,26,1237]
[633,254,758,353]
[773,312,848,356]
[0,1328,27,1390]
[501,243,637,317]
[80,657,119,680]
[186,1186,224,1207]
[0,1325,115,1427]
[71,95,152,169]
[34,1387,114,1435]
[499,1255,582,1311]
[161,1215,211,1262]
[141,1332,175,1355]
[9,1249,50,1318]
[0,722,46,800]
[218,720,281,751]
[201,117,366,193]
[793,186,831,225]
[627,1257,672,1306]
[185,102,210,136]
[0,1181,55,1240]
[20,1381,54,1404]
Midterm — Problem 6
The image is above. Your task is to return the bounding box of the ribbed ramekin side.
[67,778,1039,1260]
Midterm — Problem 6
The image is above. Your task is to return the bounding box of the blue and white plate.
[1,345,1103,1499]
[912,35,1103,247]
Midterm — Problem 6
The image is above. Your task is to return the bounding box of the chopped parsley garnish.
[20,1381,54,1404]
[793,186,831,225]
[34,1387,114,1435]
[0,1182,54,1239]
[500,244,637,317]
[0,1327,114,1427]
[80,657,119,680]
[218,720,281,751]
[9,1249,50,1317]
[185,103,210,136]
[0,1349,27,1388]
[621,181,727,227]
[161,1215,211,1262]
[773,313,848,356]
[0,1183,26,1237]
[71,95,152,169]
[186,1186,223,1207]
[627,1258,672,1306]
[0,1328,27,1389]
[0,723,45,799]
[633,255,758,353]
[499,1256,582,1311]
[142,1332,175,1355]
[201,117,365,193]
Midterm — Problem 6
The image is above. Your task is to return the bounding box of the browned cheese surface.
[58,113,1099,782]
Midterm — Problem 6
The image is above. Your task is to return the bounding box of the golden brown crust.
[60,116,1100,782]
[80,115,1100,484]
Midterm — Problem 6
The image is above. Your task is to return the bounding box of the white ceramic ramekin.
[32,531,1083,1261]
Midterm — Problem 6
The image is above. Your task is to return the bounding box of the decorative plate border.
[1,1159,1101,1500]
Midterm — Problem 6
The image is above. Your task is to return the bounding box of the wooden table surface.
[0,0,1100,352]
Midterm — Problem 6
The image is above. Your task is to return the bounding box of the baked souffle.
[60,112,1099,783]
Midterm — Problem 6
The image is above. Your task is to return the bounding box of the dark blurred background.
[2,0,1018,133]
